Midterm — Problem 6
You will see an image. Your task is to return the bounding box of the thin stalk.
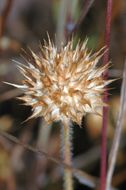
[0,0,13,38]
[61,119,73,190]
[66,0,95,38]
[100,0,113,190]
[106,61,126,190]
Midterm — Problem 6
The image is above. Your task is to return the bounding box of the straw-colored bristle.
[10,37,110,125]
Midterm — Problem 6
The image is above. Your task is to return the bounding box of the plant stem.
[0,0,14,38]
[61,119,73,190]
[106,61,126,190]
[0,129,97,188]
[66,0,95,39]
[100,0,113,190]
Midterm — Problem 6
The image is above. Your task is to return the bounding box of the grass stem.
[100,0,113,190]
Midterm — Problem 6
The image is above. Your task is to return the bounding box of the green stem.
[61,119,73,190]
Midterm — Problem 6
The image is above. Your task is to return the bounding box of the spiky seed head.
[9,38,110,125]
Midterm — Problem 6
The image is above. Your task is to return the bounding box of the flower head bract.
[8,38,110,125]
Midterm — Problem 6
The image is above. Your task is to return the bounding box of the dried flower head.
[8,38,110,125]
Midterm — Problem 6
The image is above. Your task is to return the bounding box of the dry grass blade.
[0,129,97,188]
[106,60,126,190]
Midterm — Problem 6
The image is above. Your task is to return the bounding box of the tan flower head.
[8,37,110,125]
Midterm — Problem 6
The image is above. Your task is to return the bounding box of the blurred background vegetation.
[0,0,126,189]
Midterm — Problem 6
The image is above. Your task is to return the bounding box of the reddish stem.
[100,0,113,190]
[0,0,13,38]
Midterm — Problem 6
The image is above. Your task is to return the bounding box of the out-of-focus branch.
[0,0,14,38]
[66,0,95,38]
[0,129,97,188]
[106,61,126,190]
[0,88,22,102]
[56,0,95,45]
[56,0,69,48]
